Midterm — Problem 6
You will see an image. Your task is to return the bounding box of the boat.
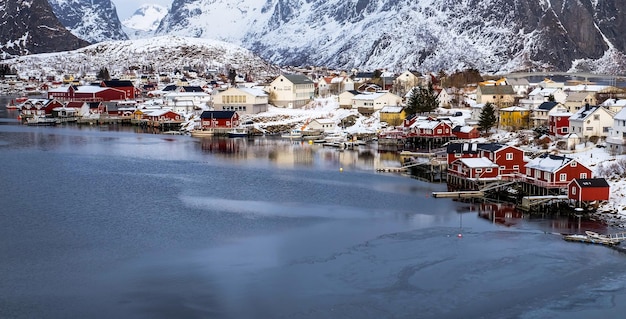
[228,127,249,138]
[562,230,626,246]
[25,116,58,126]
[281,129,302,139]
[6,100,19,109]
[190,128,215,137]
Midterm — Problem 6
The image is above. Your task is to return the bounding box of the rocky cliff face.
[47,0,128,43]
[155,0,626,73]
[0,0,89,59]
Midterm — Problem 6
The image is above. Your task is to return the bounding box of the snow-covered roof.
[457,157,498,168]
[614,107,626,121]
[353,92,387,100]
[238,87,267,97]
[526,154,572,172]
[499,106,529,111]
[380,106,403,113]
[75,86,107,93]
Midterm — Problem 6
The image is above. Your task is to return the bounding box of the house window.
[572,187,577,195]
[535,170,541,178]
[571,162,577,167]
[455,154,461,158]
[506,153,513,160]
[476,168,482,173]
[544,171,550,180]
[526,168,531,176]
[562,127,568,133]
[560,173,567,182]
[486,168,492,173]
[594,115,600,120]
[586,127,593,131]
[580,173,587,179]
[437,129,442,134]
[513,165,519,170]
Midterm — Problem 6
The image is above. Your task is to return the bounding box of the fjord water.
[2,97,626,319]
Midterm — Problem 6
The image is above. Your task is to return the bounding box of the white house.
[520,87,567,109]
[351,92,403,112]
[268,74,315,108]
[307,118,337,133]
[213,87,268,115]
[568,105,615,139]
[606,107,626,154]
[163,91,211,113]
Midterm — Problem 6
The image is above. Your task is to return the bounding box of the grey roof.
[478,85,515,95]
[282,74,314,84]
[200,111,237,119]
[537,101,559,111]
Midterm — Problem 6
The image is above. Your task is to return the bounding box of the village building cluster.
[4,67,626,209]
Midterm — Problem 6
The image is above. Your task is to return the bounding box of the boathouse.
[200,111,240,129]
[568,178,610,203]
[448,158,499,181]
[523,154,592,195]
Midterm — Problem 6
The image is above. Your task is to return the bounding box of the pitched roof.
[200,111,237,119]
[102,80,134,87]
[526,153,573,172]
[282,74,314,84]
[573,178,609,188]
[478,85,515,95]
[457,157,498,168]
[537,101,559,111]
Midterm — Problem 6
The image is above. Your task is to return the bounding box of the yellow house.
[499,106,530,130]
[213,87,268,115]
[268,74,315,108]
[379,106,406,127]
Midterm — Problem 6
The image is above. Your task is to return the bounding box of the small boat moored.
[228,127,249,138]
[562,230,626,246]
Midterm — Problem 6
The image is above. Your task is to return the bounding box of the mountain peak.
[123,4,168,32]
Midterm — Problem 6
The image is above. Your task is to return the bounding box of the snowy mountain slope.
[123,4,168,32]
[0,0,89,59]
[5,36,279,80]
[47,0,128,43]
[155,0,626,74]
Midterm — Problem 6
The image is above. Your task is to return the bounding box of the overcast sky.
[112,0,173,20]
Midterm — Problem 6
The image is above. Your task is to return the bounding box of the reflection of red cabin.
[449,158,499,180]
[200,111,239,128]
[452,125,479,139]
[477,203,522,227]
[549,112,572,137]
[568,178,610,202]
[525,154,592,188]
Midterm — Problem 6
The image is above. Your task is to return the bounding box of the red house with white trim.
[548,111,572,137]
[144,110,182,122]
[199,111,240,128]
[48,85,128,102]
[452,125,480,139]
[524,154,592,188]
[449,158,500,180]
[568,178,610,202]
[445,143,526,177]
[409,119,454,138]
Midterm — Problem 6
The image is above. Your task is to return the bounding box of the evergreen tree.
[228,68,237,85]
[97,67,110,81]
[415,82,438,114]
[405,87,420,116]
[478,102,497,134]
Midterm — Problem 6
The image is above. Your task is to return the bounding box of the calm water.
[2,96,626,319]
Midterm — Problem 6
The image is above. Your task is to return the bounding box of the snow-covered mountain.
[5,36,279,80]
[154,0,626,74]
[122,4,168,39]
[47,0,128,43]
[0,0,89,59]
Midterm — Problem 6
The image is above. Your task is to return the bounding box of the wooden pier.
[431,191,484,198]
[519,195,569,211]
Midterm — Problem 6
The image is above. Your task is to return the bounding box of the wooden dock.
[431,191,484,199]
